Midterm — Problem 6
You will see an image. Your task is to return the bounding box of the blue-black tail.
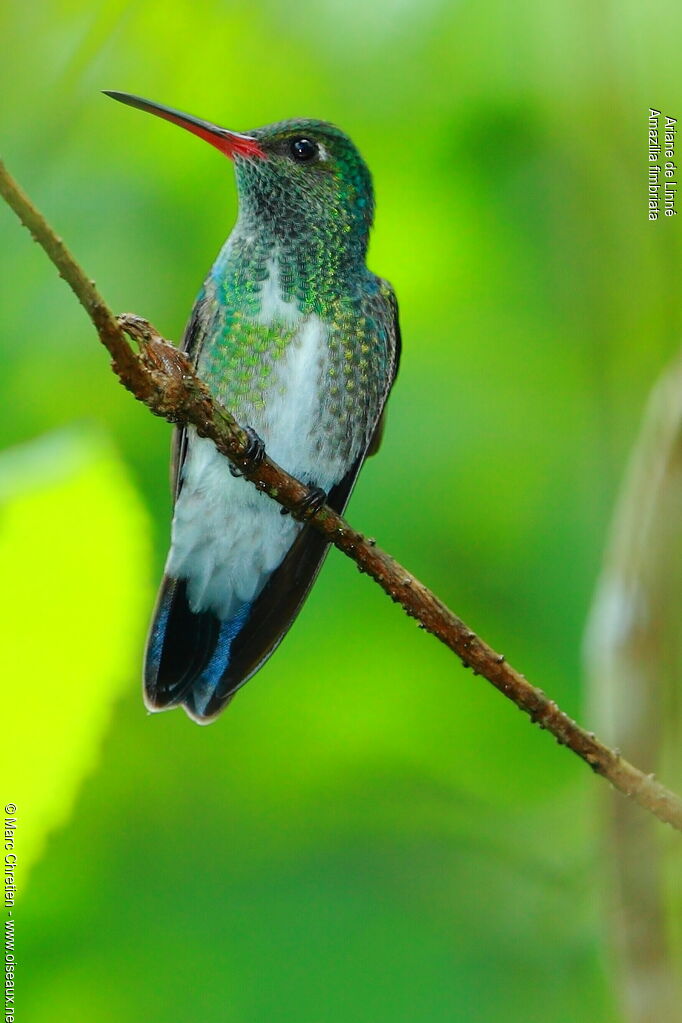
[144,576,253,722]
[143,519,334,723]
[144,460,367,723]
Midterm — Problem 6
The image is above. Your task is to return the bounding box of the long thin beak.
[103,91,265,160]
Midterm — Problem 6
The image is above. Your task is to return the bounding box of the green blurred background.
[1,0,681,1020]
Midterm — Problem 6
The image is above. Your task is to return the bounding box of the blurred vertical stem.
[585,355,682,1023]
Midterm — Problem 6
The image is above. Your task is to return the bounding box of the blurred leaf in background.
[0,428,151,894]
[0,0,680,1020]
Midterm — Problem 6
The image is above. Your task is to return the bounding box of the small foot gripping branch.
[229,426,266,478]
[286,486,327,521]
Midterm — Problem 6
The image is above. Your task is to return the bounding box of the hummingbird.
[105,91,401,724]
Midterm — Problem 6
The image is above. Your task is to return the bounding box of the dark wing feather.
[184,460,362,719]
[170,293,212,498]
[366,278,401,457]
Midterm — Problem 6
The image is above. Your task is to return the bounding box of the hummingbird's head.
[104,93,374,257]
[239,119,373,245]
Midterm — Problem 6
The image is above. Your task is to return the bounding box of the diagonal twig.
[2,155,682,830]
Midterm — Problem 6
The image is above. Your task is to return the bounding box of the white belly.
[167,439,301,618]
[166,306,346,620]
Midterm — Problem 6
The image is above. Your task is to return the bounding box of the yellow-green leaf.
[0,429,151,898]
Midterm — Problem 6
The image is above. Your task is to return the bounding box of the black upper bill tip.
[102,90,266,160]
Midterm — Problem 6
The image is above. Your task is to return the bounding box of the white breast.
[166,258,345,620]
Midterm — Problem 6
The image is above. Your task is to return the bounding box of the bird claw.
[229,426,266,477]
[291,486,327,521]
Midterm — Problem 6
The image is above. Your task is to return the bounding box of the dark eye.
[290,137,319,162]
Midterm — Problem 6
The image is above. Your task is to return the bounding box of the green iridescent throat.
[193,121,391,460]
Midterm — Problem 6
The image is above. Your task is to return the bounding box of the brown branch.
[3,156,682,832]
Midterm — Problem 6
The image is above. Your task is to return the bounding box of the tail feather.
[144,460,365,724]
[144,576,251,722]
